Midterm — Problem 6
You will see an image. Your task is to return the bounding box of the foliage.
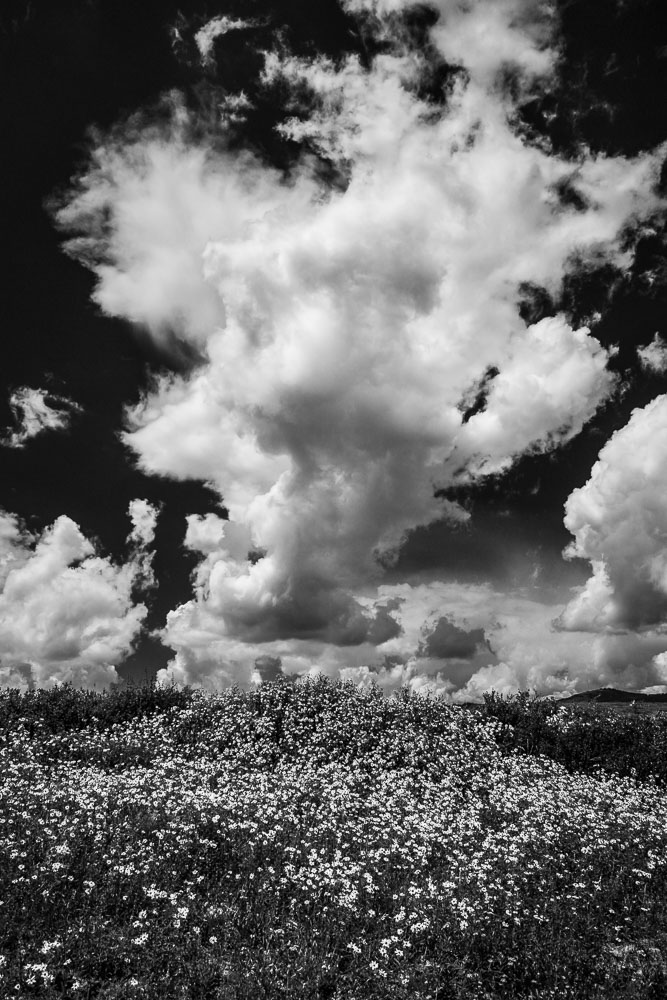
[0,680,193,738]
[1,676,667,998]
[480,689,667,785]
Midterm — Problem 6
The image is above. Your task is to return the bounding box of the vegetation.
[480,689,667,786]
[1,677,667,999]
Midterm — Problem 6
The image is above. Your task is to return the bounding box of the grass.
[1,676,667,998]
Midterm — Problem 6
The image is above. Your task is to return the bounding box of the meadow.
[1,677,667,999]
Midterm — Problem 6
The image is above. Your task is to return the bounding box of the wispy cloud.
[2,386,81,449]
[169,11,259,75]
[194,15,256,67]
[127,498,160,590]
[54,0,667,693]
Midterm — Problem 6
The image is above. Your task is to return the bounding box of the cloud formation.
[419,616,487,660]
[55,0,666,692]
[2,387,81,449]
[637,333,667,374]
[0,502,158,689]
[127,498,159,589]
[156,576,667,699]
[559,394,667,633]
[194,16,256,66]
[128,498,159,548]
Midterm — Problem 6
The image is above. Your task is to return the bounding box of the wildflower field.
[2,678,667,999]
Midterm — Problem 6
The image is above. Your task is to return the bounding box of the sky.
[2,0,667,699]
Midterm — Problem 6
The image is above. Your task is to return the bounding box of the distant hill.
[561,687,667,704]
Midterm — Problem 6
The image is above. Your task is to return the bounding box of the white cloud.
[454,317,613,478]
[156,578,667,698]
[194,16,255,66]
[367,582,596,700]
[127,498,160,589]
[342,0,556,87]
[128,498,159,548]
[183,512,228,554]
[55,109,294,349]
[56,0,666,689]
[560,394,667,632]
[2,387,81,449]
[638,333,667,374]
[0,503,156,689]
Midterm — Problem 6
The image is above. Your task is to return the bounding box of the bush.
[480,690,667,785]
[0,679,193,738]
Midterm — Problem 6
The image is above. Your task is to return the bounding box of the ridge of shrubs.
[2,679,667,787]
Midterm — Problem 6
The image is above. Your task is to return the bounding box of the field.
[2,678,667,999]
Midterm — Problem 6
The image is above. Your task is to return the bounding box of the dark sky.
[2,0,667,698]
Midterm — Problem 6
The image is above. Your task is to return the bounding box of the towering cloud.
[54,0,666,691]
[0,502,158,689]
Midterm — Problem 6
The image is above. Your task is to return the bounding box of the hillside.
[561,687,667,704]
[2,678,667,998]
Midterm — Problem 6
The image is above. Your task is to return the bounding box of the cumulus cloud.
[155,577,667,699]
[365,582,667,699]
[364,582,590,699]
[454,317,612,478]
[54,110,274,349]
[0,502,158,689]
[2,387,81,449]
[55,0,666,690]
[637,333,667,374]
[559,394,667,632]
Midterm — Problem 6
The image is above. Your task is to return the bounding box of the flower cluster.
[1,677,666,998]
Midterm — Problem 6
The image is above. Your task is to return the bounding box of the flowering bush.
[1,676,666,998]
